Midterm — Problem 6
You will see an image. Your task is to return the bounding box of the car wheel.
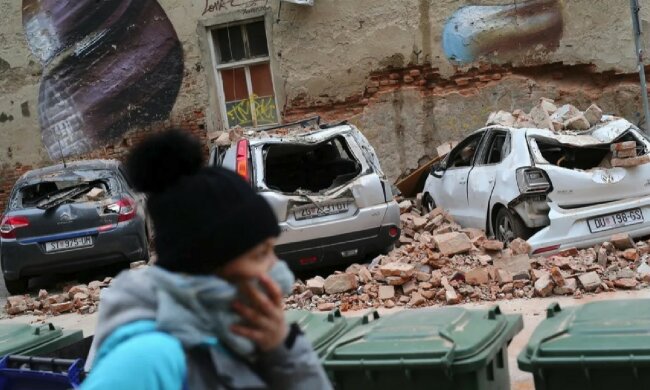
[494,208,533,243]
[423,193,436,213]
[4,277,28,295]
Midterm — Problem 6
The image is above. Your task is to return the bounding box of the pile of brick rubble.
[3,261,148,319]
[286,200,650,312]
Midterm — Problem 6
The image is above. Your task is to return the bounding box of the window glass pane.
[246,21,269,57]
[250,63,277,125]
[253,96,278,126]
[221,68,248,102]
[214,26,245,63]
[250,63,274,97]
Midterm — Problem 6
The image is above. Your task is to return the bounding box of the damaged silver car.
[423,116,650,255]
[209,117,400,270]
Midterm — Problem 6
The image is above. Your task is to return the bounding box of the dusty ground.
[0,283,646,388]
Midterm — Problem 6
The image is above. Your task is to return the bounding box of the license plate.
[587,208,644,233]
[294,200,351,221]
[45,236,93,253]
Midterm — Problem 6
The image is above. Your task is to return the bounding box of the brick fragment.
[482,240,504,251]
[611,233,635,250]
[578,271,602,292]
[612,155,650,167]
[378,285,395,300]
[433,232,472,256]
[465,268,490,285]
[380,263,415,278]
[324,274,358,294]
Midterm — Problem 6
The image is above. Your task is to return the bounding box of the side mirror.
[430,161,446,179]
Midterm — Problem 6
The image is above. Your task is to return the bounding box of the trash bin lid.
[324,306,509,369]
[0,323,62,356]
[520,300,650,369]
[285,309,349,351]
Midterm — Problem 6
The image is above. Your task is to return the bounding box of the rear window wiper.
[36,184,93,210]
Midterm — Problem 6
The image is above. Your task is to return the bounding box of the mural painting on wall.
[442,0,564,64]
[22,0,184,159]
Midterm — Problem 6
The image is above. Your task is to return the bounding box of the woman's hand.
[231,274,288,352]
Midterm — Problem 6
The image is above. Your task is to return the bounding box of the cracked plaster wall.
[1,0,650,184]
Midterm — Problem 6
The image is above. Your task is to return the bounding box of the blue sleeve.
[81,332,186,390]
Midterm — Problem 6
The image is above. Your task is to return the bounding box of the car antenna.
[54,128,67,168]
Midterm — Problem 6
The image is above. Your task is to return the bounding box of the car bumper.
[276,224,400,270]
[1,219,147,280]
[528,196,650,255]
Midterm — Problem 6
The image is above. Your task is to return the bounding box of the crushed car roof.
[17,160,121,184]
[524,117,642,146]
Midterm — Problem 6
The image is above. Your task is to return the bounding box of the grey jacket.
[85,264,332,389]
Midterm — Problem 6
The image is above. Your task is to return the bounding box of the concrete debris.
[280,199,650,312]
[485,99,605,132]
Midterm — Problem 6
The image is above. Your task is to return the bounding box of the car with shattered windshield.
[423,115,650,256]
[0,160,150,294]
[209,117,401,270]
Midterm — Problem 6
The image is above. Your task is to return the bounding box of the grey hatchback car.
[0,160,150,294]
[209,118,401,270]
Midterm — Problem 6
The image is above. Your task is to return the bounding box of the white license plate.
[294,201,351,221]
[587,208,644,233]
[45,236,93,253]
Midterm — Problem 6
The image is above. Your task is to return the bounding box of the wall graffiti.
[202,0,269,16]
[442,0,563,64]
[226,94,278,127]
[22,0,184,159]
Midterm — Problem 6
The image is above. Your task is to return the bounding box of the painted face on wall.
[22,0,184,159]
[442,0,564,64]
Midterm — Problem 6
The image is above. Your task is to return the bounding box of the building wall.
[1,0,650,209]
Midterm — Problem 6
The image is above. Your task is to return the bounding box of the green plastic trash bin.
[323,305,523,390]
[518,300,650,390]
[285,309,357,357]
[0,323,83,357]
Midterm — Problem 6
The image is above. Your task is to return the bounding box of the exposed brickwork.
[283,62,650,123]
[0,109,207,213]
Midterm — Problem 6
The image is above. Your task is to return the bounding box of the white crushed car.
[209,117,401,270]
[423,115,650,255]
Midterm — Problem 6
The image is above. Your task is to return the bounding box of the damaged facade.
[3,0,650,210]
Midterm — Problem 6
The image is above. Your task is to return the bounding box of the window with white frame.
[210,20,280,128]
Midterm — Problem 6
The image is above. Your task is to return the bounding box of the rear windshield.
[263,136,361,193]
[10,170,120,210]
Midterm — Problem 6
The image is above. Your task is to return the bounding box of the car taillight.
[0,215,30,239]
[388,226,400,238]
[105,197,137,223]
[516,167,552,194]
[236,139,251,183]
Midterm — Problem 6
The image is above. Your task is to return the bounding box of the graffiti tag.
[226,94,277,127]
[202,0,269,15]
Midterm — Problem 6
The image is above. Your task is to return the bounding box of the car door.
[432,130,486,227]
[465,129,510,229]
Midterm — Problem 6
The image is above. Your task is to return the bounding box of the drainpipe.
[630,0,650,133]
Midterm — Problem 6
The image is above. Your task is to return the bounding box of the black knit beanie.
[125,129,280,274]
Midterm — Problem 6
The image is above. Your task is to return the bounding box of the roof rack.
[255,116,321,132]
